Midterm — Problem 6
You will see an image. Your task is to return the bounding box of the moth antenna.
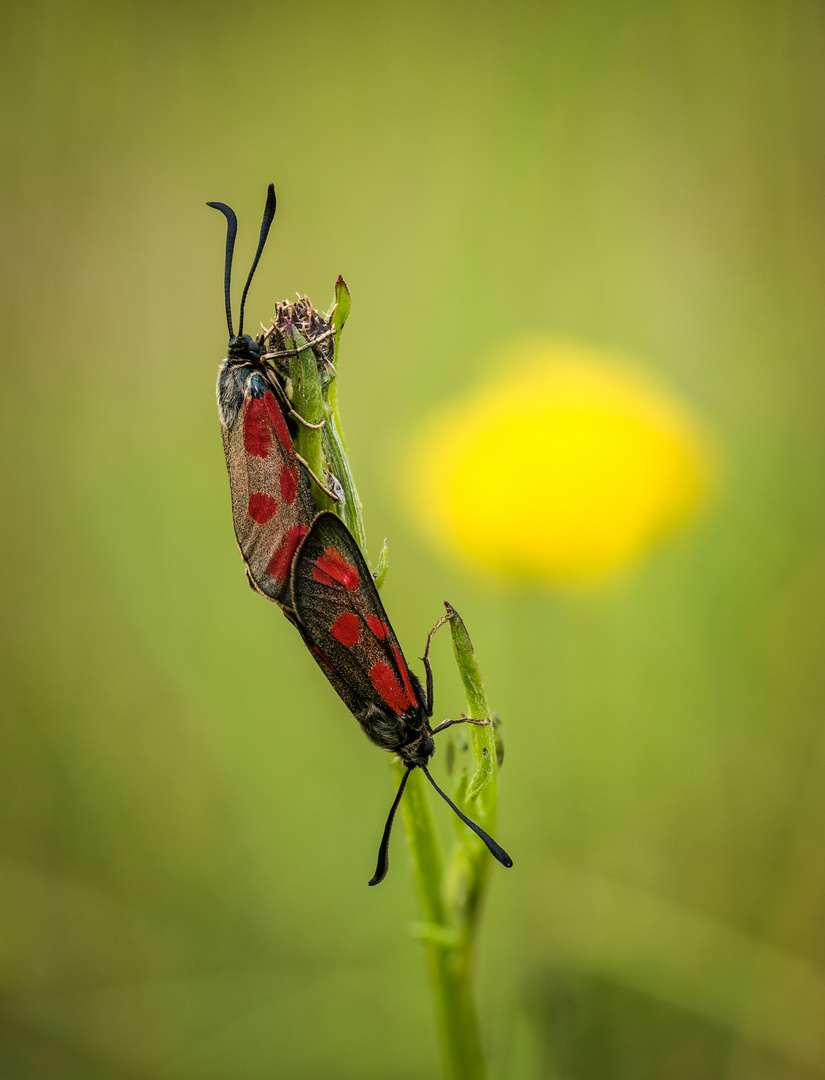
[368,765,413,886]
[420,765,513,869]
[206,199,238,339]
[237,183,277,337]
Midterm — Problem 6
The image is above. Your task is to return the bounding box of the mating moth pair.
[209,186,512,884]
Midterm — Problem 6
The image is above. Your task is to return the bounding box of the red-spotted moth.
[209,188,511,885]
[287,511,513,885]
[208,185,320,607]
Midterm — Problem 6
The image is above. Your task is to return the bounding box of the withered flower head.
[262,295,337,387]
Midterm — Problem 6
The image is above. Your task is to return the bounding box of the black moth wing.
[289,512,433,761]
[218,357,317,608]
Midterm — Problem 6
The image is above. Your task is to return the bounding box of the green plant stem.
[401,765,487,1080]
[285,324,334,513]
[400,605,502,1080]
[286,316,368,554]
[283,286,503,1080]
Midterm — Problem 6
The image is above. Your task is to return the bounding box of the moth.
[208,188,512,886]
[208,185,320,606]
[288,511,513,884]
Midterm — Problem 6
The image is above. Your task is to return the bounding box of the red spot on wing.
[243,397,272,458]
[280,463,298,505]
[312,546,360,590]
[392,644,419,709]
[366,615,388,639]
[266,525,308,583]
[330,613,360,646]
[247,492,277,524]
[264,391,293,453]
[370,663,410,715]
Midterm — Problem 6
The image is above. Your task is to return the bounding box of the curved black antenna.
[368,765,413,886]
[206,200,238,339]
[237,183,277,337]
[421,765,513,869]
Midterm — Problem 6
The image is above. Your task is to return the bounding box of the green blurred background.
[3,2,825,1077]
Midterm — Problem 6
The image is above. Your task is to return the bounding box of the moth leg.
[288,409,326,430]
[420,609,454,716]
[261,326,337,431]
[431,716,491,736]
[295,454,340,501]
[260,325,336,359]
[259,359,328,431]
[256,368,325,432]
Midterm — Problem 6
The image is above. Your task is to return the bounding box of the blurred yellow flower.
[406,341,715,584]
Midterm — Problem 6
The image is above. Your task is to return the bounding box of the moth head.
[228,334,263,361]
[399,729,435,768]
